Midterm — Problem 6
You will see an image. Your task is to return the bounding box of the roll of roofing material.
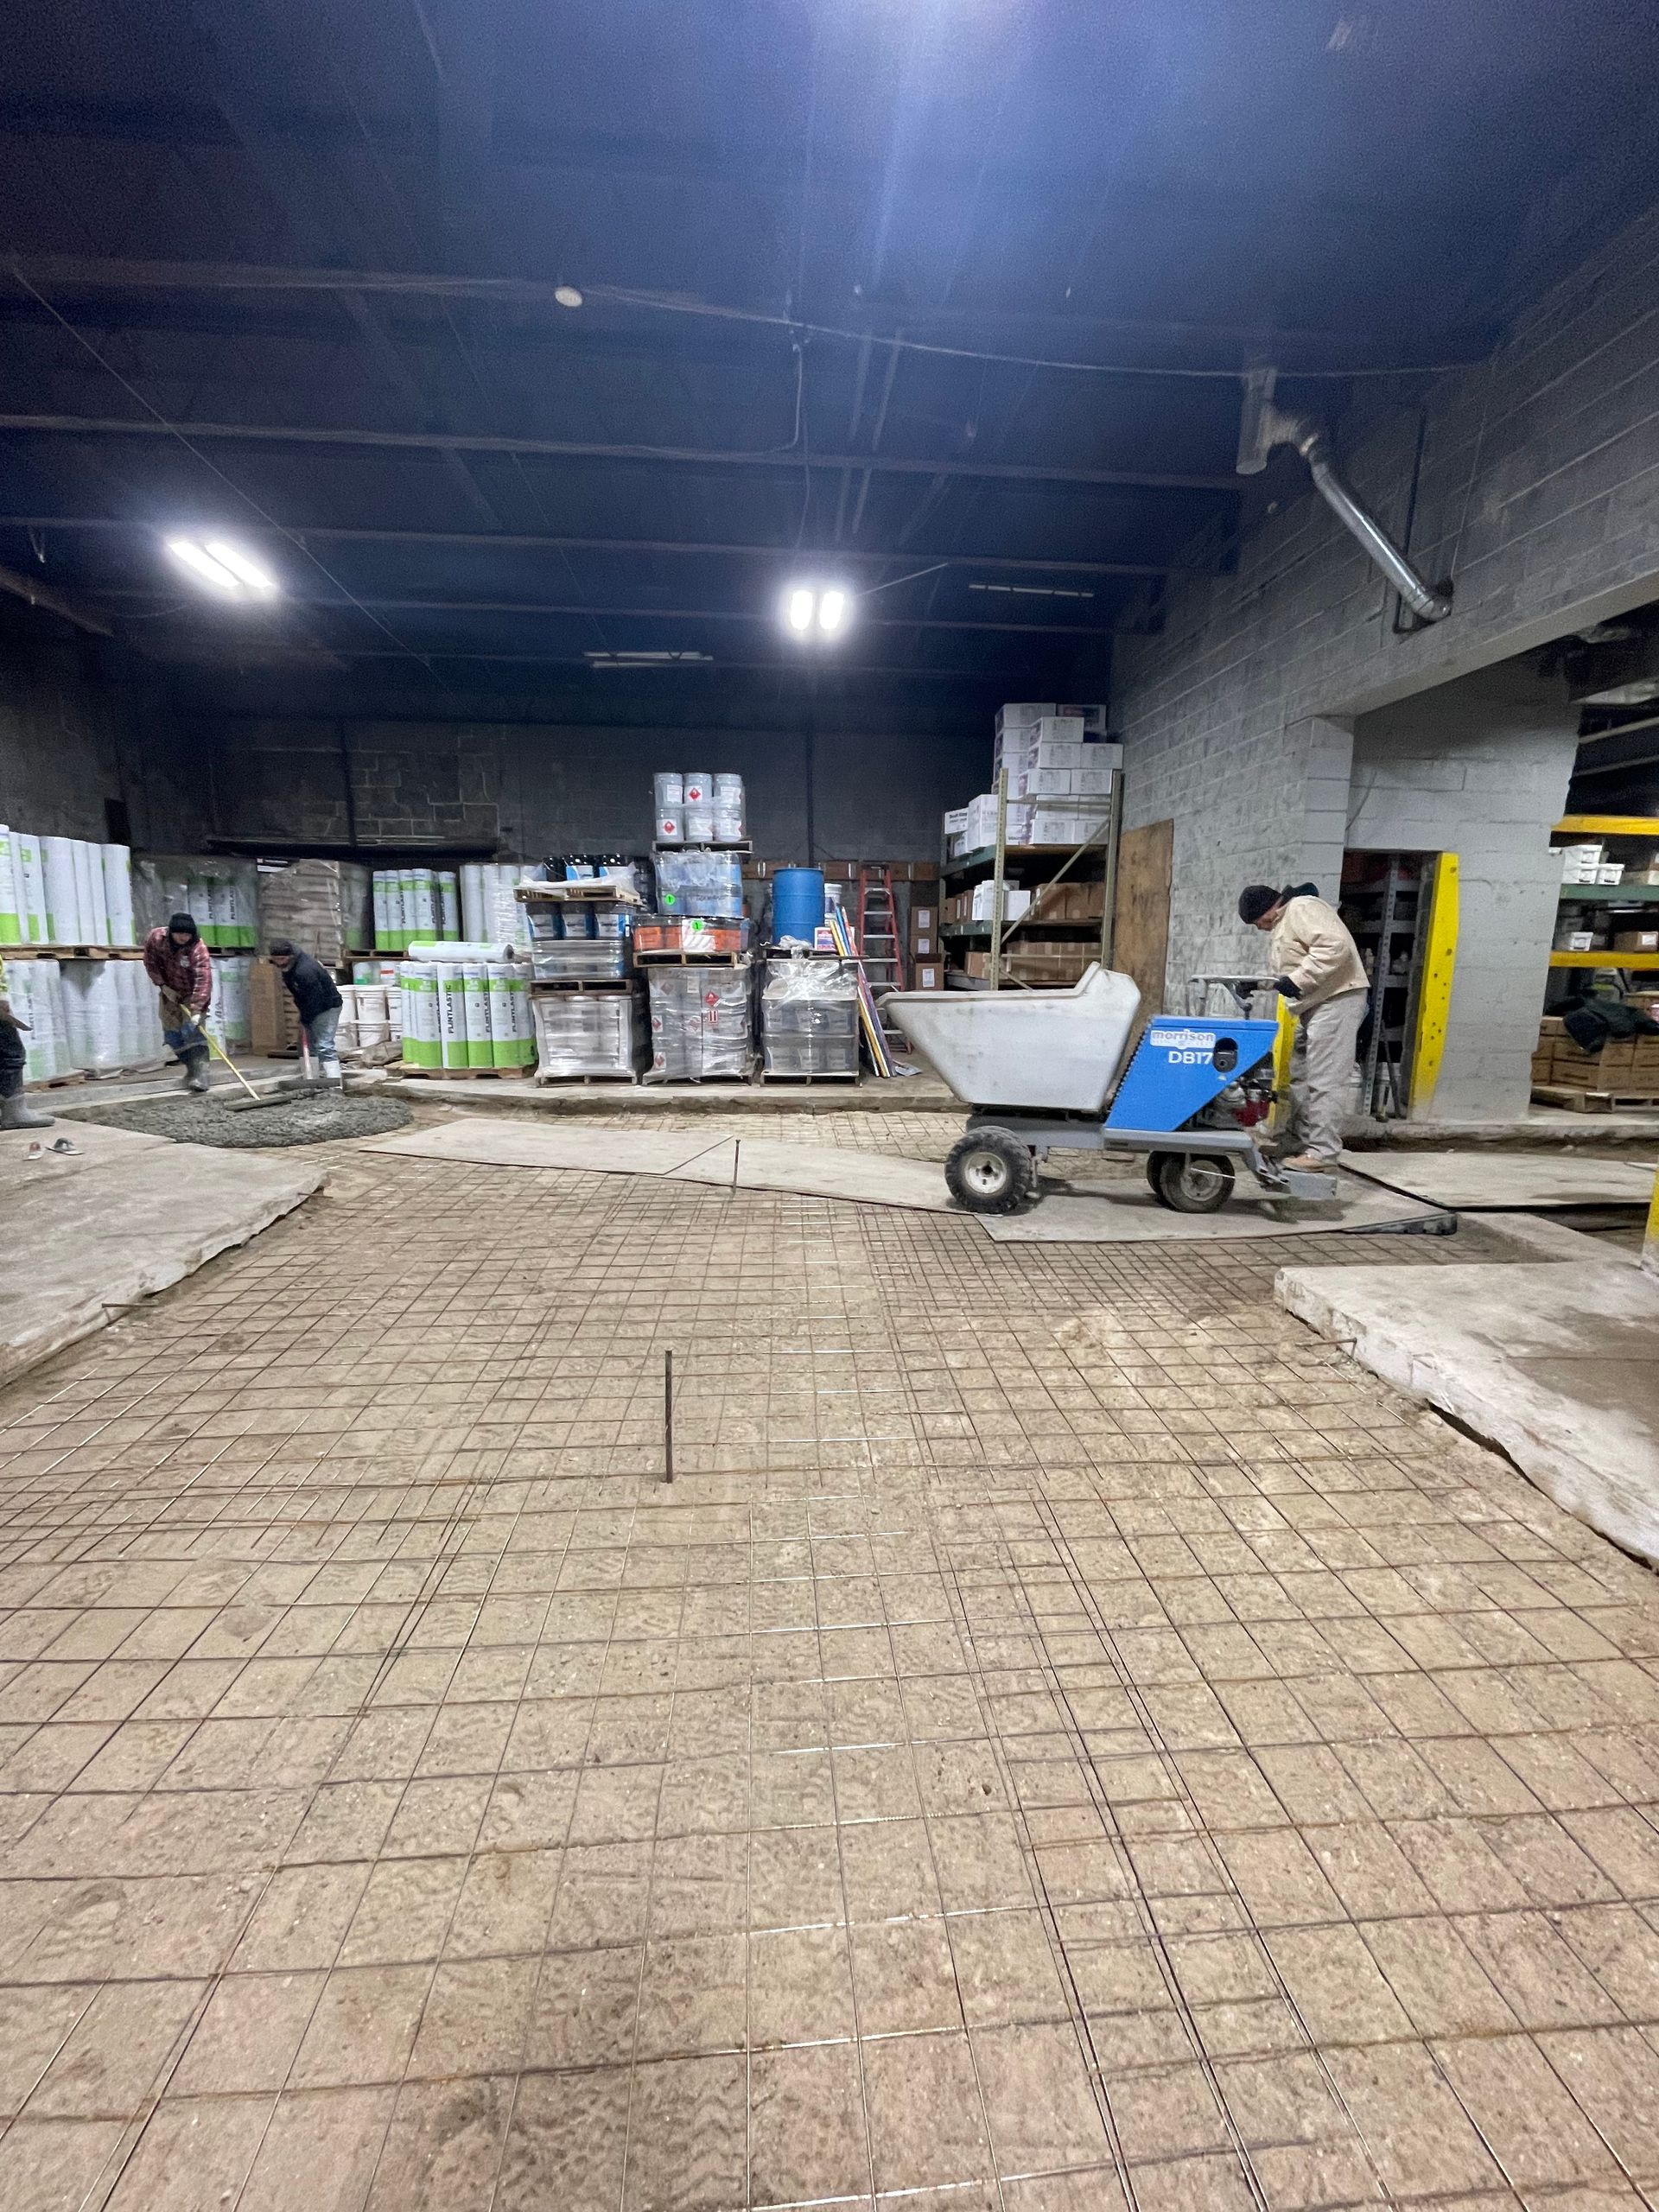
[461,962,493,1068]
[400,963,442,1069]
[460,861,486,942]
[438,870,461,940]
[70,841,102,945]
[437,961,470,1069]
[41,837,81,945]
[101,845,135,945]
[0,827,19,944]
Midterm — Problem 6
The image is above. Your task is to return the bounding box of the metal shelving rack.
[940,765,1123,990]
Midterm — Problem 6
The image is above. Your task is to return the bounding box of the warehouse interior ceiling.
[2,0,1657,724]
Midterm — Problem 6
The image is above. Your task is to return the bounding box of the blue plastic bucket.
[771,867,826,942]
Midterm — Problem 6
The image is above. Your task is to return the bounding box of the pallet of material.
[759,1069,859,1083]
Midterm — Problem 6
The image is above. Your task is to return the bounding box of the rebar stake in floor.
[663,1348,675,1484]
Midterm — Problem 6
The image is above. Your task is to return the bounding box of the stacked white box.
[1560,843,1604,884]
[969,882,1032,923]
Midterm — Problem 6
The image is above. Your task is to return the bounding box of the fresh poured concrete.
[981,1172,1440,1243]
[0,1121,325,1388]
[1278,1255,1659,1566]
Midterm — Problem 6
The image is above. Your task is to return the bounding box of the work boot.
[1,1090,54,1130]
[1279,1152,1334,1173]
[181,1047,211,1094]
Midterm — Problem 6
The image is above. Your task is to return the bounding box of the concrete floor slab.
[1,1122,324,1388]
[3,1130,1658,2209]
[1340,1147,1656,1207]
[1278,1255,1659,1564]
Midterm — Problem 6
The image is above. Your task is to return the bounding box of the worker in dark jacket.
[267,938,345,1086]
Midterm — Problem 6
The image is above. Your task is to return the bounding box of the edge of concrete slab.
[1,1149,326,1393]
[380,1075,956,1116]
[1275,1255,1659,1567]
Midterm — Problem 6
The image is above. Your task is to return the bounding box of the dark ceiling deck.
[1,0,1656,709]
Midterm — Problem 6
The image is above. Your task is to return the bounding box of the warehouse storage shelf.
[943,842,1100,878]
[1554,815,1659,836]
[1548,950,1659,968]
[1557,884,1659,903]
[941,920,1103,942]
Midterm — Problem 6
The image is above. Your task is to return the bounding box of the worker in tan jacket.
[1237,881,1369,1168]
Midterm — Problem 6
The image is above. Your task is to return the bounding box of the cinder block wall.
[1348,665,1579,1119]
[1114,197,1659,1113]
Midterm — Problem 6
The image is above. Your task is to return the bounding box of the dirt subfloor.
[69,1089,414,1147]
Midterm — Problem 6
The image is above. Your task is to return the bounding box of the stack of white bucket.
[340,959,404,1063]
[654,772,745,845]
[398,950,533,1071]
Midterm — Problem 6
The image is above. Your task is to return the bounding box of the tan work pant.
[1284,988,1366,1162]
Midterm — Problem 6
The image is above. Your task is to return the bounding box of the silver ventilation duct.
[1236,365,1452,624]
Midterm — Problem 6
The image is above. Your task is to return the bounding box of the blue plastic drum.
[771,867,826,942]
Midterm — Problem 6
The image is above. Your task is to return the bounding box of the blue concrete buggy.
[882,964,1339,1215]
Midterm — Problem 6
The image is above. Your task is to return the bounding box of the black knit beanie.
[1236,884,1281,925]
[168,911,200,939]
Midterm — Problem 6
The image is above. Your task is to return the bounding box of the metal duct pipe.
[1236,366,1452,624]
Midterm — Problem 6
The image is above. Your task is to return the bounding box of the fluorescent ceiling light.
[165,537,243,593]
[165,534,280,598]
[201,538,279,594]
[782,582,854,641]
[554,285,584,308]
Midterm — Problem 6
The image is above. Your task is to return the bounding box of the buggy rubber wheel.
[1147,1150,1235,1214]
[945,1128,1037,1215]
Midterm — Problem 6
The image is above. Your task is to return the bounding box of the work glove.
[1274,976,1302,999]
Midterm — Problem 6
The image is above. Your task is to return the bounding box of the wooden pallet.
[532,1071,643,1086]
[399,1064,533,1081]
[759,1069,861,1084]
[22,1070,90,1090]
[5,944,146,961]
[529,976,641,993]
[636,950,752,967]
[1531,1084,1659,1114]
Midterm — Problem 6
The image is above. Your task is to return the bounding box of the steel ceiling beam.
[0,258,1489,372]
[114,592,1118,636]
[0,559,112,636]
[0,512,1211,575]
[0,415,1238,492]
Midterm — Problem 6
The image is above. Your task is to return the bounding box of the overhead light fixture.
[584,649,714,668]
[969,582,1095,601]
[165,534,279,598]
[554,284,584,308]
[781,582,854,641]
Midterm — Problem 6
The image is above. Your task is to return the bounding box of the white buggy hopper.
[884,963,1141,1115]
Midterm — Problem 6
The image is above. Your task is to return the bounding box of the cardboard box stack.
[944,705,1120,857]
[1531,1014,1659,1097]
[256,859,373,964]
[963,943,1093,987]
